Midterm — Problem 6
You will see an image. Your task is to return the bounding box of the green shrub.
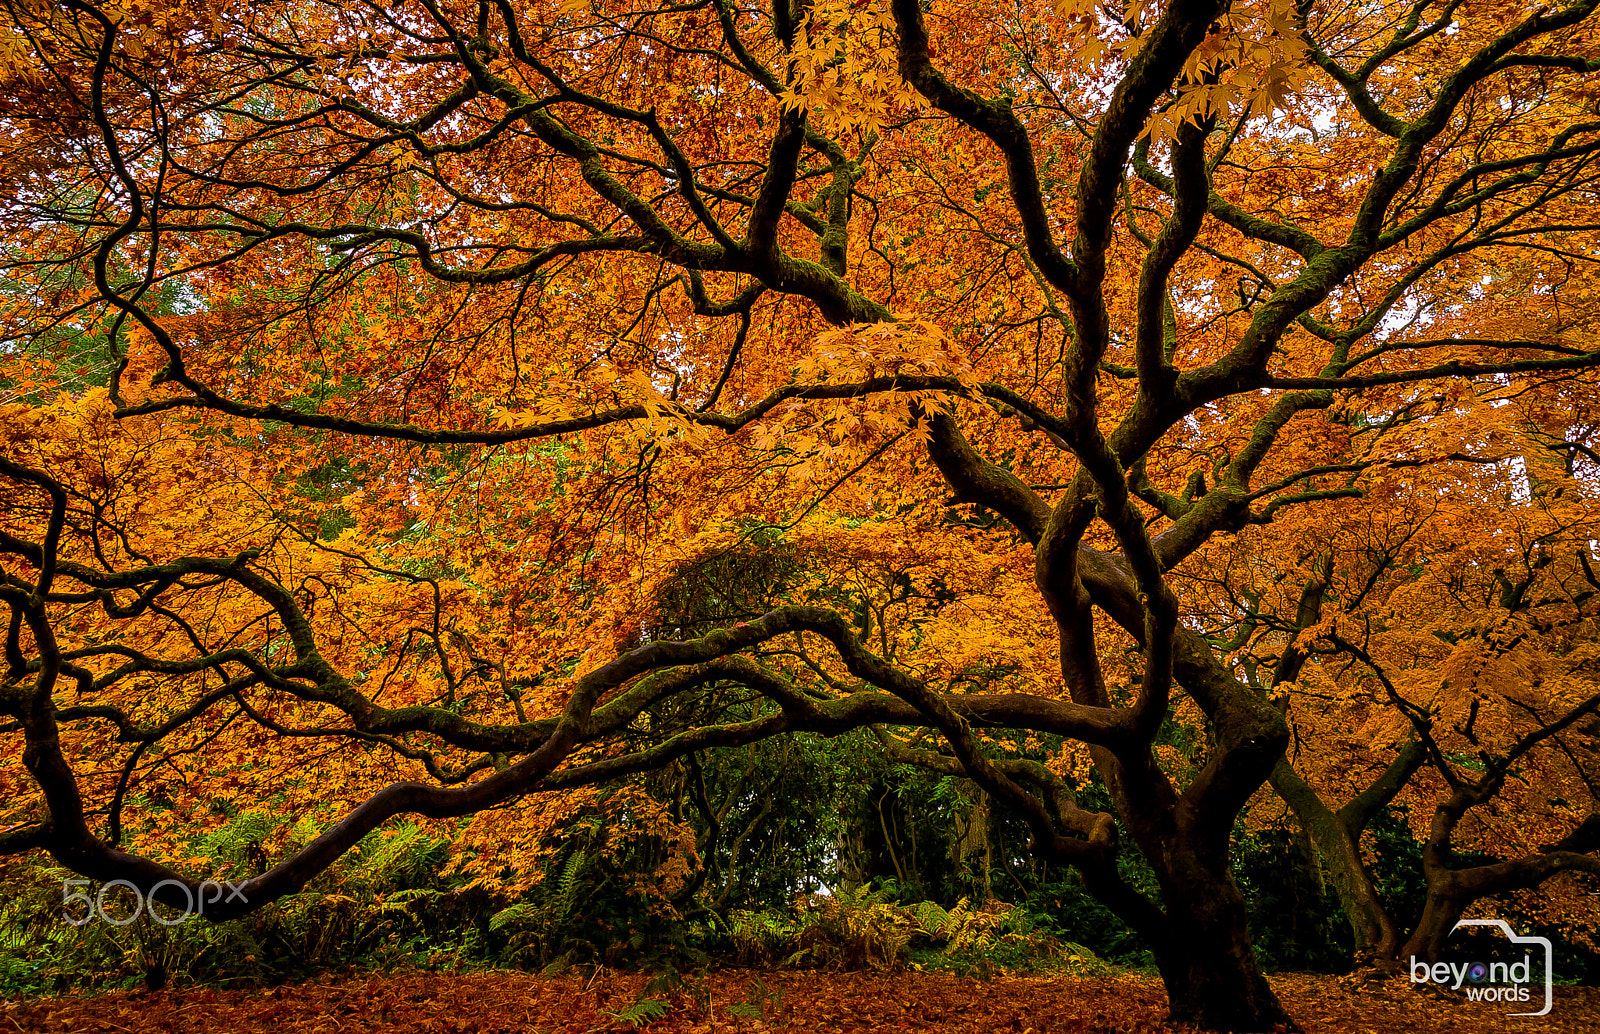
[725,889,1108,977]
[0,810,470,998]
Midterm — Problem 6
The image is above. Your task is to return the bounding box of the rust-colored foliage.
[9,970,1600,1033]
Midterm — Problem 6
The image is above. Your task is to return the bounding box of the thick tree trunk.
[1271,765,1404,960]
[1399,888,1465,962]
[1115,630,1297,1030]
[1153,858,1296,1032]
[1322,835,1404,961]
[1268,740,1427,963]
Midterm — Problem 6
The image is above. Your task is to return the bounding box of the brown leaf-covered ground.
[4,969,1596,1033]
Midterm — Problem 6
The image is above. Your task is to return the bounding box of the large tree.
[3,0,1600,1027]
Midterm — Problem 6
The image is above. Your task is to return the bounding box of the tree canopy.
[2,0,1600,1028]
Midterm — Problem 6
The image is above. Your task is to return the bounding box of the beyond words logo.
[1409,918,1553,1017]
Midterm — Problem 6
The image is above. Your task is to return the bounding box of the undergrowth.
[0,811,1112,1000]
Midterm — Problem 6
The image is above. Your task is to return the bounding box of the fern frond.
[611,998,668,1028]
[194,810,275,863]
[488,901,541,932]
[556,850,586,920]
[912,900,950,937]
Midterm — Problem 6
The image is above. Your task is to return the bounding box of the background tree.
[1215,459,1600,965]
[3,0,1600,1028]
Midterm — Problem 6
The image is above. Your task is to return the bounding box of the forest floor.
[5,968,1597,1034]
